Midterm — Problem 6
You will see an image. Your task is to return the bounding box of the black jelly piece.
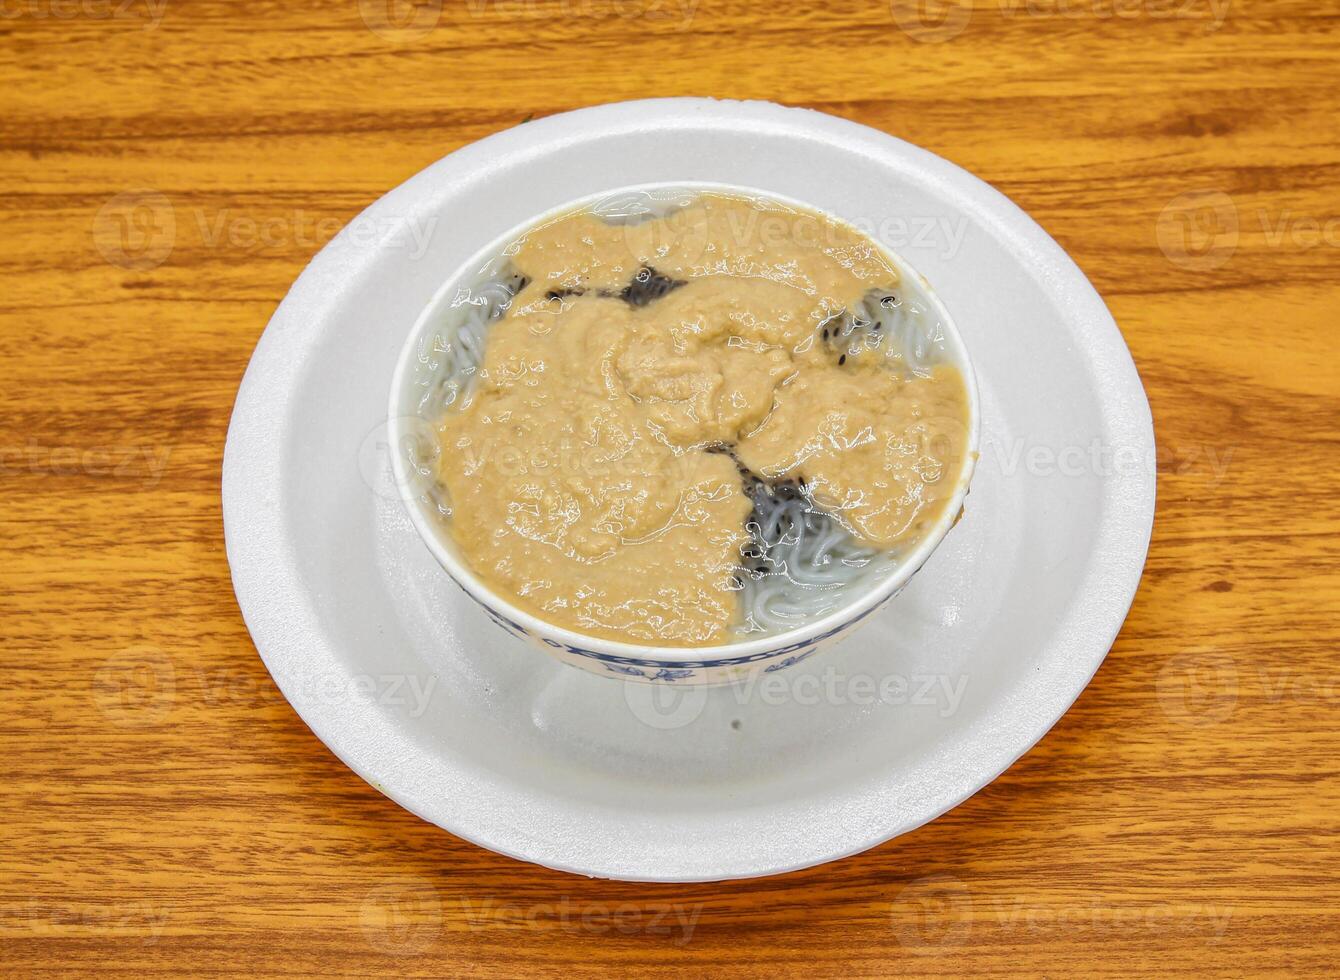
[702,443,813,573]
[617,266,685,307]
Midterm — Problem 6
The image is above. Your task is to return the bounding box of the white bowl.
[389,182,980,685]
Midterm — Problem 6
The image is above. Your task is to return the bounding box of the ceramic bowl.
[389,181,979,685]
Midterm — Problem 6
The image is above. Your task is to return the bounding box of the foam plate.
[223,98,1155,881]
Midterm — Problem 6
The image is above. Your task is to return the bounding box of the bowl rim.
[388,180,981,664]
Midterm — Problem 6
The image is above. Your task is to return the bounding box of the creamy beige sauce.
[434,192,969,646]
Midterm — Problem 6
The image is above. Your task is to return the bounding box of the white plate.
[223,98,1155,882]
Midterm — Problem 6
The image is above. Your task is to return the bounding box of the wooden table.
[3,1,1337,975]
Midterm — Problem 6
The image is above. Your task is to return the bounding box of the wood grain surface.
[2,0,1338,976]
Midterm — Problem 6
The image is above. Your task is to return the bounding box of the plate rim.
[222,97,1156,882]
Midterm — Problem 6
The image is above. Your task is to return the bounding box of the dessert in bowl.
[389,184,979,684]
